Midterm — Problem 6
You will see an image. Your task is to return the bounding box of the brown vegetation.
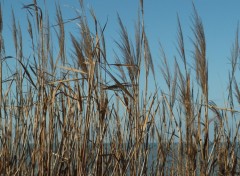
[0,1,239,175]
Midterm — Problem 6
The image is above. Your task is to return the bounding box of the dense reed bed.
[0,1,239,175]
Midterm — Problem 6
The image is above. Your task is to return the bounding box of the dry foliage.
[0,1,239,176]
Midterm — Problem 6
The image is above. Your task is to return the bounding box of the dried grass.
[0,1,239,175]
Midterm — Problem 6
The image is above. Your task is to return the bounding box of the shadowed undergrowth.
[0,1,240,175]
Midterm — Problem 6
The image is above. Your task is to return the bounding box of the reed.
[0,1,239,175]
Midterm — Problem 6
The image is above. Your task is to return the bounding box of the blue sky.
[3,0,240,106]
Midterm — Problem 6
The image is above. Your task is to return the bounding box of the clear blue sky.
[3,0,240,106]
